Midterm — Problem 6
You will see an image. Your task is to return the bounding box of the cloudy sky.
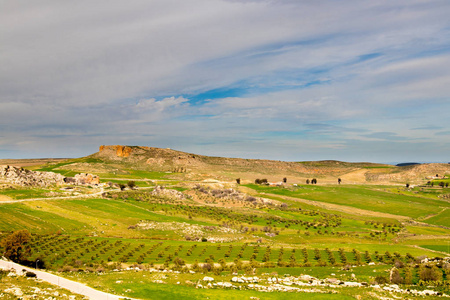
[1,0,450,163]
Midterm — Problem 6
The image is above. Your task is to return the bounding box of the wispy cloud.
[436,131,450,136]
[412,126,444,130]
[0,0,449,161]
[362,132,409,141]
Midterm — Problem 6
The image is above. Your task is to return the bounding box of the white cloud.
[1,0,450,161]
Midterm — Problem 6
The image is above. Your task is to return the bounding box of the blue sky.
[1,0,450,163]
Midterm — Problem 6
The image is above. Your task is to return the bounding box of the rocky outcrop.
[151,185,186,200]
[0,165,65,187]
[99,145,139,158]
[115,145,132,157]
[0,165,100,187]
[64,173,99,185]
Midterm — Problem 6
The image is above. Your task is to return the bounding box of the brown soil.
[0,195,13,202]
[0,158,68,168]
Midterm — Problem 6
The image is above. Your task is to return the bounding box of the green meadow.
[1,157,449,299]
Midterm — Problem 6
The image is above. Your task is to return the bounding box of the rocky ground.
[0,165,99,187]
[0,268,86,299]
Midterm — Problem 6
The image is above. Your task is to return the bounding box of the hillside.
[47,145,450,185]
[1,145,450,299]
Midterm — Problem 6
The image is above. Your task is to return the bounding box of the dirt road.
[0,259,135,299]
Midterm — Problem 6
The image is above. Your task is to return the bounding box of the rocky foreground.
[0,165,99,187]
[0,165,65,187]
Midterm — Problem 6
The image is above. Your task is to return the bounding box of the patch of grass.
[419,245,450,254]
[0,187,52,199]
[0,203,88,233]
[101,179,153,187]
[245,184,450,220]
[62,271,356,300]
[405,226,450,236]
[423,209,450,227]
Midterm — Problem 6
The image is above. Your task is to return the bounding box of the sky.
[1,0,450,163]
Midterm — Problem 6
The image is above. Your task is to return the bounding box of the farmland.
[1,146,450,299]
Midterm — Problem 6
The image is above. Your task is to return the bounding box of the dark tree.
[256,178,268,184]
[283,177,287,183]
[338,178,341,185]
[236,178,241,185]
[1,230,31,262]
[311,178,317,184]
[306,179,310,184]
[127,181,136,189]
[406,183,410,188]
[118,183,126,191]
[439,181,445,188]
[419,265,442,282]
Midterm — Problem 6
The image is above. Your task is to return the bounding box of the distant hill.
[396,162,421,167]
[35,145,450,185]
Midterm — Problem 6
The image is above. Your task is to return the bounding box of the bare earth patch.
[0,194,13,202]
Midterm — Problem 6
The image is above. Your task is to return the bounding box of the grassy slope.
[246,184,450,219]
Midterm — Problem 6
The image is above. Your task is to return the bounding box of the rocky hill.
[88,145,450,184]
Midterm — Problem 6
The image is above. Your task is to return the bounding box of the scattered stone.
[203,276,214,282]
[151,185,186,200]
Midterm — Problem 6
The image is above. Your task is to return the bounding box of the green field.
[1,156,450,299]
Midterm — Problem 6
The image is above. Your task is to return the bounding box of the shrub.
[404,267,413,284]
[1,230,31,263]
[25,271,37,277]
[202,263,212,272]
[173,257,185,266]
[419,265,442,282]
[390,268,403,284]
[374,275,388,284]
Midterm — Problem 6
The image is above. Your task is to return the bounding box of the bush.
[374,275,388,284]
[25,271,37,277]
[127,181,136,189]
[0,230,31,262]
[390,268,403,284]
[419,265,442,282]
[202,263,212,272]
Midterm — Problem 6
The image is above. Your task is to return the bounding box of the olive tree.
[1,230,32,262]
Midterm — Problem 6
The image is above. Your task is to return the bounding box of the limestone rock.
[0,165,65,187]
[151,185,186,200]
[64,173,100,185]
